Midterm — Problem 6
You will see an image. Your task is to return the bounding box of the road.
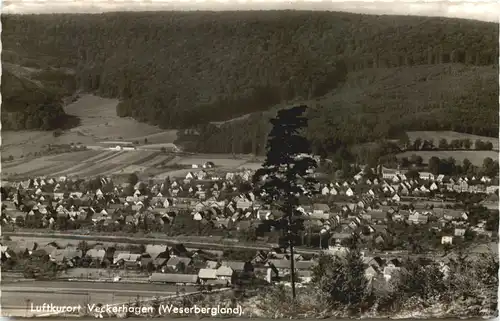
[4,231,447,259]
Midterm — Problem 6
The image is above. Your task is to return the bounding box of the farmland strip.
[92,151,125,163]
[68,161,108,177]
[83,150,115,163]
[29,163,77,177]
[50,162,95,177]
[81,163,122,178]
[131,151,159,165]
[100,163,135,176]
[2,160,26,169]
[10,163,56,179]
[140,155,174,167]
[49,150,101,162]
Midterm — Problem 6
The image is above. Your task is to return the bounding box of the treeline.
[426,156,499,177]
[406,137,496,151]
[2,12,498,133]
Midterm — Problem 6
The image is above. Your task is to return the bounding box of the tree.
[252,105,318,300]
[312,236,368,313]
[438,138,448,150]
[77,240,90,255]
[463,139,472,149]
[412,137,422,151]
[462,158,472,174]
[399,157,410,168]
[128,173,139,186]
[482,157,498,177]
[475,139,485,150]
[406,169,420,181]
[484,141,494,150]
[428,156,440,175]
[414,155,423,166]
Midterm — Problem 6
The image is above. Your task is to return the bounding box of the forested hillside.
[2,11,498,153]
[186,63,498,156]
[1,64,79,130]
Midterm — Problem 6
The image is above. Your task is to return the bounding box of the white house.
[419,172,435,180]
[441,236,453,245]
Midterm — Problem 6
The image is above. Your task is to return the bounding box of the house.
[220,261,254,274]
[381,167,400,180]
[85,249,106,263]
[365,265,381,281]
[169,244,190,257]
[454,228,466,237]
[166,257,192,272]
[383,259,402,281]
[312,203,330,215]
[296,270,313,284]
[145,245,169,260]
[266,259,292,275]
[442,209,467,221]
[198,268,218,284]
[419,172,435,181]
[216,266,234,284]
[345,188,354,197]
[50,248,83,266]
[295,260,316,271]
[441,236,453,245]
[149,273,199,285]
[408,212,428,225]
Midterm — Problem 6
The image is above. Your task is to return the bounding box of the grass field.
[407,131,499,150]
[396,150,498,166]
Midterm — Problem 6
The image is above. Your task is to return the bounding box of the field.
[396,150,498,166]
[2,149,263,180]
[1,94,178,159]
[406,131,499,150]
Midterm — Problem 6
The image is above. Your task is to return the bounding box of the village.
[1,160,499,291]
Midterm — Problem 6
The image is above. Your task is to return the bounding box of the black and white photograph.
[0,0,499,320]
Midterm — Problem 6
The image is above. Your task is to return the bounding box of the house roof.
[153,258,168,266]
[198,268,218,279]
[216,266,234,277]
[86,249,106,259]
[206,279,229,286]
[167,256,192,266]
[145,245,168,259]
[206,260,219,269]
[267,259,291,270]
[295,260,316,270]
[149,273,199,283]
[50,249,83,262]
[114,253,141,262]
[220,260,249,271]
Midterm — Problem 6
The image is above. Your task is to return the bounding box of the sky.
[1,0,499,23]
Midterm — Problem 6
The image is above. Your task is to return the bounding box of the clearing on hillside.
[1,94,178,159]
[396,150,498,166]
